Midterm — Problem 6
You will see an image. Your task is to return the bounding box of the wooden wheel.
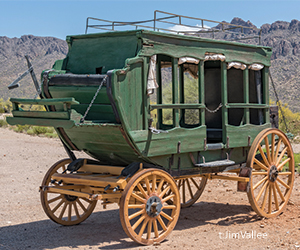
[247,128,294,218]
[119,168,180,245]
[40,158,97,226]
[176,176,207,208]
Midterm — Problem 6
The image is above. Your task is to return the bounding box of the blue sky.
[0,0,299,40]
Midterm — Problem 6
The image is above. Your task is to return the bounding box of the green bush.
[294,153,300,173]
[13,124,31,133]
[0,98,12,113]
[0,119,8,127]
[32,126,49,135]
[10,124,57,138]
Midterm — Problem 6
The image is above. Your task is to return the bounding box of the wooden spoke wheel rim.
[119,168,180,245]
[40,158,97,226]
[247,128,294,218]
[172,177,207,208]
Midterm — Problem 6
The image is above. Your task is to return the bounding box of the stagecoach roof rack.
[85,10,262,45]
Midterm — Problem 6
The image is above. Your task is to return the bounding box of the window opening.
[249,69,264,125]
[204,60,222,142]
[227,68,244,126]
[182,63,199,127]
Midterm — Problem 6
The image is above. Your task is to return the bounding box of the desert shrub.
[10,124,57,138]
[0,119,8,127]
[293,153,300,173]
[0,99,12,113]
[32,126,49,135]
[13,124,31,133]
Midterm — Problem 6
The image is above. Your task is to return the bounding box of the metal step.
[206,143,223,150]
[195,159,235,168]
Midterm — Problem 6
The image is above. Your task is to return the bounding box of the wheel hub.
[146,195,162,217]
[64,194,78,202]
[269,165,279,182]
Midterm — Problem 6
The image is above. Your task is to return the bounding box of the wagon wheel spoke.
[175,176,207,208]
[253,176,268,190]
[59,202,68,220]
[128,204,145,209]
[258,145,270,167]
[68,203,72,221]
[73,203,80,219]
[271,133,275,162]
[129,209,145,221]
[48,195,63,204]
[247,129,294,218]
[264,136,271,165]
[144,177,151,194]
[260,183,269,211]
[156,178,165,193]
[276,147,288,166]
[120,169,180,245]
[137,183,148,199]
[162,205,176,210]
[40,159,97,226]
[77,199,88,212]
[153,219,159,238]
[51,199,65,214]
[81,197,94,204]
[274,138,282,163]
[147,219,152,240]
[274,181,285,202]
[190,177,200,190]
[268,184,272,214]
[152,175,157,193]
[182,179,186,204]
[272,183,279,211]
[138,218,149,237]
[253,158,268,171]
[186,179,194,199]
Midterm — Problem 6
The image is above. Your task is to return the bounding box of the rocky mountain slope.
[1,18,300,111]
[0,35,67,100]
[214,18,300,111]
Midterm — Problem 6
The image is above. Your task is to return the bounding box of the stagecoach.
[7,11,294,245]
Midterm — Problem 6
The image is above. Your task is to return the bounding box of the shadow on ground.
[0,201,260,250]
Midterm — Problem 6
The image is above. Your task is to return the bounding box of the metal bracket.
[8,55,42,98]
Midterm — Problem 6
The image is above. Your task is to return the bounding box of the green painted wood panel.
[49,86,110,104]
[12,110,70,120]
[129,126,206,157]
[67,34,138,74]
[226,123,271,148]
[63,124,142,165]
[114,62,144,131]
[139,31,272,66]
[48,86,116,122]
[7,117,75,129]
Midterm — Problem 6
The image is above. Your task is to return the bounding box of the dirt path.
[0,127,299,250]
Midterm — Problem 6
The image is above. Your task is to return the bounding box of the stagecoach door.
[204,61,223,143]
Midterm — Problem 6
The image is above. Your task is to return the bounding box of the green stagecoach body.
[7,29,273,175]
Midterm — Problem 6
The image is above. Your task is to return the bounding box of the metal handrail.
[85,10,262,44]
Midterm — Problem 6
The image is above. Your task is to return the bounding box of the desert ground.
[0,127,299,250]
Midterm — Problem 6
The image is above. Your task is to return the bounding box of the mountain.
[1,19,300,112]
[0,35,67,100]
[220,18,300,112]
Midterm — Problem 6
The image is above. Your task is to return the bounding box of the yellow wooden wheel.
[119,168,180,245]
[176,177,207,208]
[40,158,97,226]
[247,128,294,218]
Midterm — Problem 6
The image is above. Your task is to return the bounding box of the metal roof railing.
[85,10,262,45]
